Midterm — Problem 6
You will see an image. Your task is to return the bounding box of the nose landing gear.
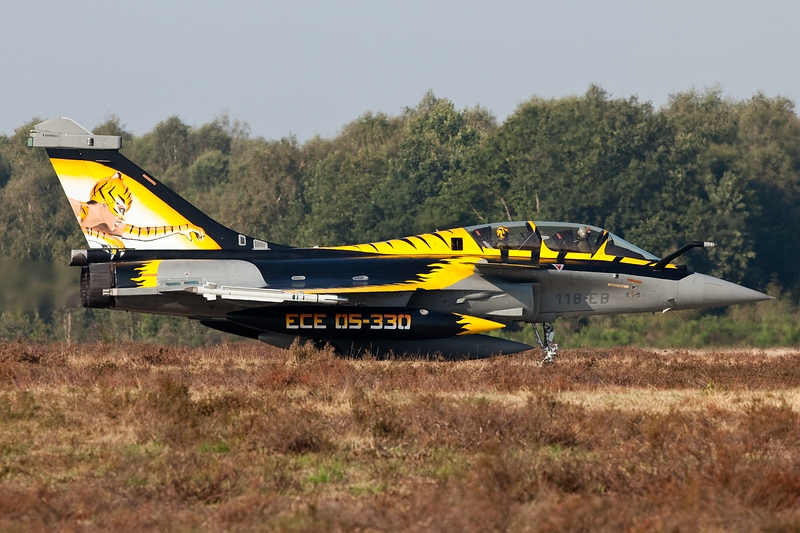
[533,322,558,365]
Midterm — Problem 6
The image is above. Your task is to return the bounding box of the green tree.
[2,89,800,344]
[371,93,491,238]
[216,136,305,245]
[0,121,82,261]
[735,94,800,295]
[300,111,403,245]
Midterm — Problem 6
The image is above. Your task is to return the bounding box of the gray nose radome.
[676,273,772,310]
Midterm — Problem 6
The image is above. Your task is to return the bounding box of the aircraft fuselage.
[30,118,772,360]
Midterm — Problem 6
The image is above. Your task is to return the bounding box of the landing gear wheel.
[533,322,558,365]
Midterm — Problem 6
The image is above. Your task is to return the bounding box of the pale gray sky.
[2,0,797,141]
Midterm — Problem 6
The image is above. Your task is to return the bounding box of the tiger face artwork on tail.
[67,171,205,249]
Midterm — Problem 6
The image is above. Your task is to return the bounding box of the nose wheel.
[533,322,558,365]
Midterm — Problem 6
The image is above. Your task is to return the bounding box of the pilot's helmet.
[89,172,132,219]
[577,226,591,240]
[496,226,509,240]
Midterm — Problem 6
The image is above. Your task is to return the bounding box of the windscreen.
[605,233,658,260]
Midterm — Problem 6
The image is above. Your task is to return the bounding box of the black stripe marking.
[368,243,379,252]
[414,235,432,249]
[400,238,417,249]
[557,252,567,262]
[431,233,449,246]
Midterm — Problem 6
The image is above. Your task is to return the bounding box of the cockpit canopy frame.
[464,221,658,261]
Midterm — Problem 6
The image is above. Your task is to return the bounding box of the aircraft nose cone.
[676,273,773,310]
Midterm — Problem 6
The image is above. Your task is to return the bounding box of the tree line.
[1,86,799,344]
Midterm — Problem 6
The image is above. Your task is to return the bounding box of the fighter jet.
[29,118,772,363]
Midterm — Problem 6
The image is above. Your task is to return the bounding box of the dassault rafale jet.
[29,118,772,363]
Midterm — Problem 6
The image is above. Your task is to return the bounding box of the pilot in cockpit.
[495,226,510,249]
[576,226,593,254]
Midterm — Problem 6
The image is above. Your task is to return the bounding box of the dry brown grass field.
[2,341,800,532]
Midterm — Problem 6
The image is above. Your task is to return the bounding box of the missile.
[226,306,506,340]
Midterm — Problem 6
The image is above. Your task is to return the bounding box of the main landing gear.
[533,322,558,365]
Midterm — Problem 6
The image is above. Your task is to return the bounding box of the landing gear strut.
[533,322,558,365]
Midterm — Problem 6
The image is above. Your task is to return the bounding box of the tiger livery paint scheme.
[29,118,771,362]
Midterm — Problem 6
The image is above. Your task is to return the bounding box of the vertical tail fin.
[29,117,284,251]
